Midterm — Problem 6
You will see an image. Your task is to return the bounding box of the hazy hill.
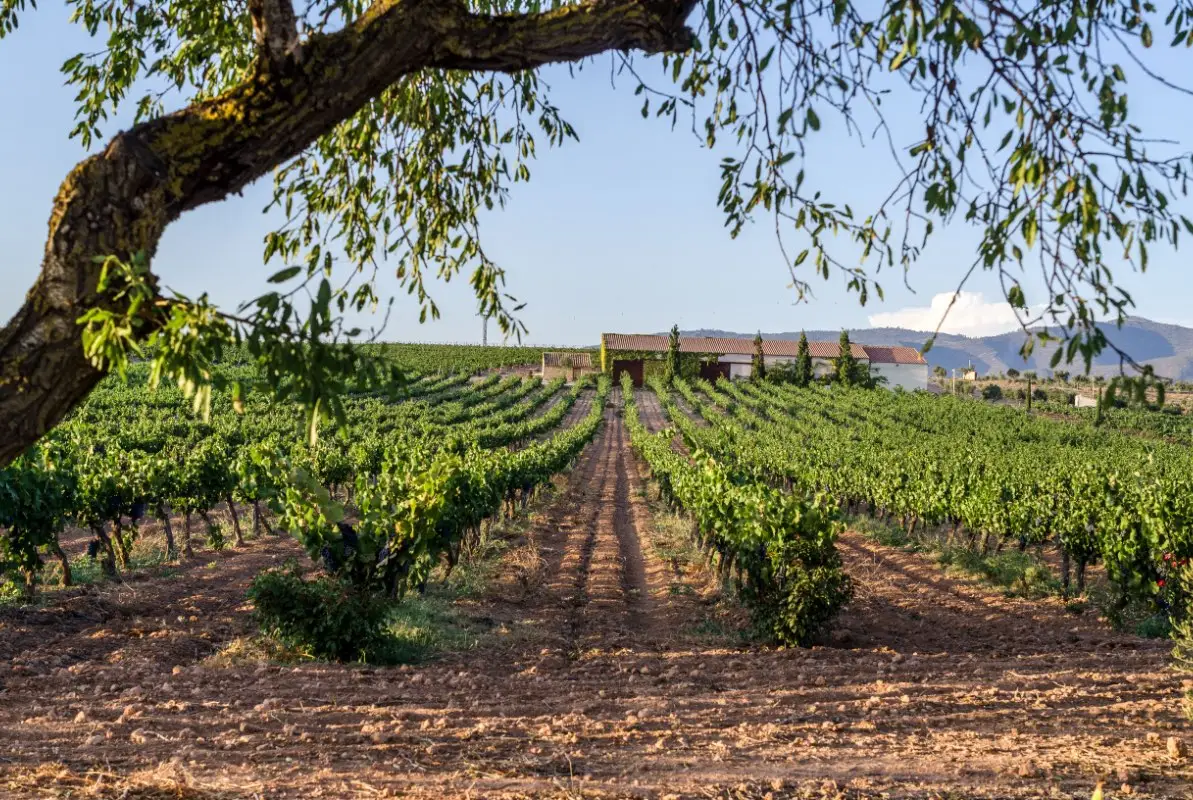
[668,317,1193,379]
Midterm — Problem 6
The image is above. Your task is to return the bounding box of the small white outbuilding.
[863,346,930,391]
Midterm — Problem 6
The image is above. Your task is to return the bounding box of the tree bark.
[226,495,245,547]
[182,513,194,558]
[19,568,35,602]
[1061,548,1071,597]
[157,503,177,560]
[250,0,301,64]
[0,0,699,469]
[91,524,117,577]
[111,520,132,569]
[52,540,72,587]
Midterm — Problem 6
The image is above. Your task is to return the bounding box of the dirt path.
[0,399,1190,799]
[558,388,595,431]
[635,388,669,434]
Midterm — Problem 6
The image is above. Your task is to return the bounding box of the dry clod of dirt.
[1168,736,1188,760]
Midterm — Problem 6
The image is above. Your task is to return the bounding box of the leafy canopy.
[4,0,1192,423]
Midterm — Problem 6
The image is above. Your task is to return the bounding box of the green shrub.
[936,547,1060,599]
[247,562,397,663]
[1135,614,1172,639]
[1047,389,1076,405]
[981,384,1002,401]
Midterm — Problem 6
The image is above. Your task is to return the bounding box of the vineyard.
[358,342,596,373]
[653,377,1193,620]
[0,362,604,605]
[0,353,1190,798]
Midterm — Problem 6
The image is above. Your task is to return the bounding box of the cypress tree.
[665,324,681,383]
[751,332,766,382]
[835,330,859,387]
[795,332,813,387]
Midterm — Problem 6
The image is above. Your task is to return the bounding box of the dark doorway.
[612,359,645,388]
[699,362,731,382]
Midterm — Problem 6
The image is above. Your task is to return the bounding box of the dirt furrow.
[634,387,670,434]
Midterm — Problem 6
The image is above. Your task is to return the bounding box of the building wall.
[812,359,836,378]
[543,365,600,383]
[718,353,837,380]
[715,353,752,380]
[871,362,928,391]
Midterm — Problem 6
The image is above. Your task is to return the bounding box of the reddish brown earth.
[0,396,1190,798]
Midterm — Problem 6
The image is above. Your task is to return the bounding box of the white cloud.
[867,291,1026,337]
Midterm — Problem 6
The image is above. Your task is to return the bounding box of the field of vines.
[356,342,596,373]
[1,360,1190,797]
[621,373,851,645]
[0,361,608,604]
[1036,398,1193,446]
[653,376,1192,620]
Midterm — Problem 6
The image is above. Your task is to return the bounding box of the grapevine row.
[678,377,1192,611]
[621,374,850,645]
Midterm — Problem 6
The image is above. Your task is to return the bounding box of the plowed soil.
[0,394,1189,799]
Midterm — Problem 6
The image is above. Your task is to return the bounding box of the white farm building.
[863,346,931,392]
[599,333,928,391]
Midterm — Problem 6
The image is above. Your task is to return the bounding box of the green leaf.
[1008,285,1027,308]
[268,266,302,284]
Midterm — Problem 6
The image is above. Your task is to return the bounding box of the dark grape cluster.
[319,546,339,574]
[337,522,359,561]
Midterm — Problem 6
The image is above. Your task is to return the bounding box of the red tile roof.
[862,345,927,365]
[601,333,869,359]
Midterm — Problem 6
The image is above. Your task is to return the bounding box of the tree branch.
[249,0,302,64]
[0,0,700,466]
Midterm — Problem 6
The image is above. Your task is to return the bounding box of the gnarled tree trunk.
[0,0,698,468]
[52,540,72,587]
[157,503,177,560]
[91,524,118,578]
[182,513,194,558]
[226,495,245,547]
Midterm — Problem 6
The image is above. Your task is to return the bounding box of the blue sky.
[3,3,1192,347]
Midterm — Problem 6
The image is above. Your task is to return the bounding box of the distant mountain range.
[667,317,1193,379]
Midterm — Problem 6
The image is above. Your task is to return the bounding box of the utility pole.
[1026,374,1033,413]
[950,368,956,397]
[482,314,488,347]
